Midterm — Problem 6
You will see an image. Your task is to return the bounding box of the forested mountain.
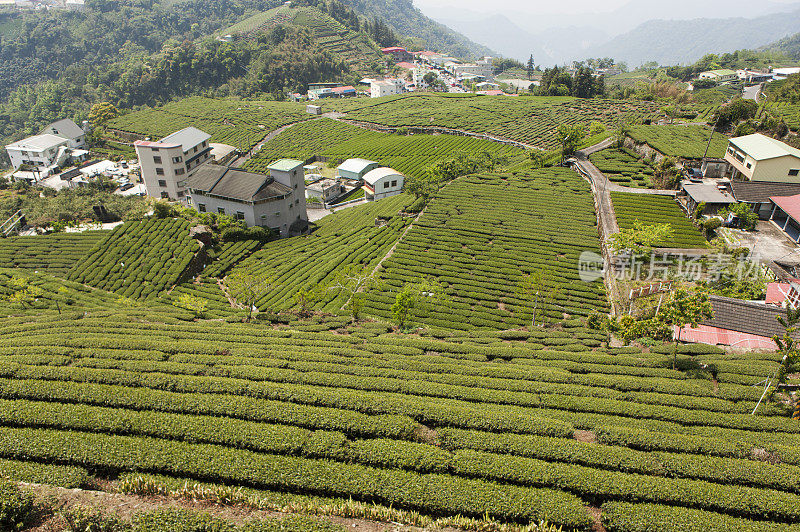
[593,10,800,66]
[339,0,492,59]
[0,0,489,157]
[763,32,800,60]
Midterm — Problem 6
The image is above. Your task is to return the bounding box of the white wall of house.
[364,171,404,201]
[190,193,304,236]
[725,145,800,183]
[135,139,211,203]
[5,137,70,170]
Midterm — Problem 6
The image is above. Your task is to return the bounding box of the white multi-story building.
[370,79,403,98]
[134,127,212,203]
[5,134,72,172]
[5,118,89,174]
[451,62,494,81]
[187,159,307,237]
[40,119,87,149]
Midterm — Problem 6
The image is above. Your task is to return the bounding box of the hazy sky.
[413,0,798,15]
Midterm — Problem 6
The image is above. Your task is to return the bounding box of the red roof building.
[766,282,793,305]
[381,47,413,62]
[395,62,416,70]
[769,194,800,243]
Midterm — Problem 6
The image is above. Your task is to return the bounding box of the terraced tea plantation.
[231,194,413,312]
[106,97,310,151]
[627,125,728,159]
[68,218,202,299]
[245,118,527,178]
[0,305,798,530]
[362,169,609,329]
[324,94,660,150]
[612,192,709,249]
[589,148,653,187]
[222,5,383,74]
[766,102,800,132]
[0,231,108,276]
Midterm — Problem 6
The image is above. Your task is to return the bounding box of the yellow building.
[725,134,800,183]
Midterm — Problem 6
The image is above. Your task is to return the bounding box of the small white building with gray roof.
[362,167,404,201]
[337,158,379,181]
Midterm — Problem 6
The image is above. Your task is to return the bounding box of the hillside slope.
[763,31,800,60]
[222,5,384,74]
[593,10,800,65]
[340,0,493,59]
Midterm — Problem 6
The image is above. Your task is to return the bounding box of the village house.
[697,69,737,83]
[337,158,379,181]
[769,194,800,243]
[381,47,414,62]
[362,167,404,201]
[370,79,404,98]
[187,159,307,237]
[5,118,90,176]
[679,182,736,216]
[134,127,212,203]
[725,134,800,183]
[730,181,800,219]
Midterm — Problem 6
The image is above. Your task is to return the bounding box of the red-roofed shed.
[769,194,800,243]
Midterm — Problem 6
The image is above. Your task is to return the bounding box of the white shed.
[362,167,404,201]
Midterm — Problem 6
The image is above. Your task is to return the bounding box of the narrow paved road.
[743,83,763,102]
[572,139,678,243]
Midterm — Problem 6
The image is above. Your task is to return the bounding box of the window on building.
[193,146,198,153]
[198,204,206,212]
[160,192,169,199]
[235,211,245,220]
[391,180,397,187]
[790,169,800,176]
[289,203,293,209]
[746,163,752,169]
[177,191,184,198]
[383,182,390,189]
[156,168,164,176]
[217,207,225,214]
[158,179,167,187]
[275,212,281,216]
[202,141,207,148]
[172,156,182,163]
[294,184,298,189]
[175,168,185,176]
[295,199,299,204]
[153,156,162,164]
[152,147,159,152]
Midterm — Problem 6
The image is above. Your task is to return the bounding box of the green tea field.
[244,118,527,178]
[627,124,728,159]
[612,192,709,249]
[322,94,660,150]
[106,97,310,151]
[589,148,653,188]
[362,168,609,329]
[0,231,109,276]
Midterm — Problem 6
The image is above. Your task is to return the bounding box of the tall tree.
[226,270,276,322]
[658,287,714,370]
[526,54,535,80]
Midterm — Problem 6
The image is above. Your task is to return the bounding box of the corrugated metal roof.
[702,295,793,339]
[730,181,800,203]
[771,193,800,221]
[267,159,304,172]
[363,167,403,186]
[160,127,211,152]
[682,183,736,204]
[337,158,378,175]
[729,134,800,161]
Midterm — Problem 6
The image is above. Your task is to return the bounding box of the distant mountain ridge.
[763,31,800,60]
[594,10,800,65]
[424,0,800,65]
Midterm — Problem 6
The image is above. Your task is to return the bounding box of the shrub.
[0,480,34,531]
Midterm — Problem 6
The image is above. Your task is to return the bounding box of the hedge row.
[601,501,800,532]
[0,426,592,529]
